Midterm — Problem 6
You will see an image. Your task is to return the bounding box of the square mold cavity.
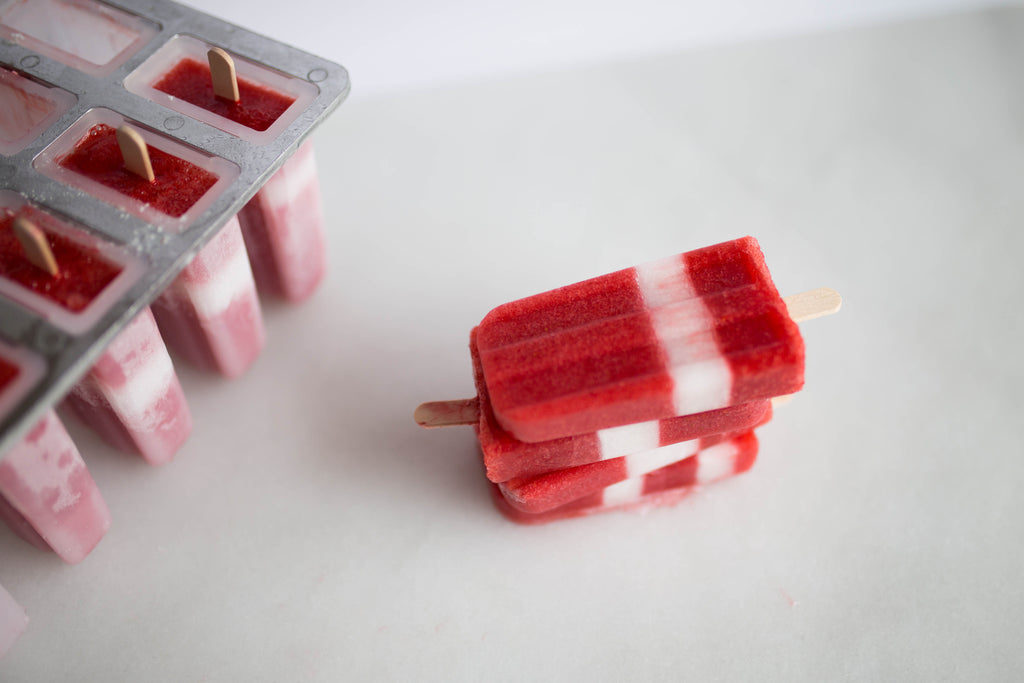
[0,67,77,156]
[33,108,240,232]
[124,34,318,145]
[0,190,146,334]
[0,0,159,77]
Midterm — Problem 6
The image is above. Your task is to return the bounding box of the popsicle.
[127,41,328,301]
[64,307,192,465]
[237,141,328,302]
[0,582,27,660]
[469,327,771,481]
[474,237,812,442]
[492,431,758,524]
[151,216,265,378]
[0,0,158,77]
[0,67,76,156]
[0,410,111,564]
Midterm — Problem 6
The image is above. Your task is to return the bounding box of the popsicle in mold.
[64,308,193,465]
[0,0,159,77]
[0,340,110,562]
[473,236,827,442]
[0,410,111,564]
[0,582,27,660]
[125,36,328,302]
[36,109,265,377]
[469,328,771,481]
[492,431,759,524]
[0,67,76,156]
[0,193,193,463]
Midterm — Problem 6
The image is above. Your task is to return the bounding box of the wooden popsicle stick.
[12,216,59,277]
[414,398,480,428]
[116,125,155,182]
[208,47,240,102]
[784,288,842,323]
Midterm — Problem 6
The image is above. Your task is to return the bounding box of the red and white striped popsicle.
[474,237,813,443]
[497,414,770,514]
[64,307,192,465]
[0,410,111,564]
[491,431,759,524]
[466,326,771,481]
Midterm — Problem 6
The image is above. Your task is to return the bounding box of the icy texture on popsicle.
[152,58,295,132]
[237,141,328,302]
[470,328,770,481]
[152,216,265,378]
[475,236,804,442]
[0,411,111,563]
[492,431,758,524]
[57,123,217,218]
[64,307,192,465]
[0,582,27,660]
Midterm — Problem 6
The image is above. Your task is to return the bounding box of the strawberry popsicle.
[0,582,28,660]
[0,0,158,77]
[125,36,327,301]
[491,431,758,525]
[475,236,805,442]
[237,141,327,302]
[64,307,192,465]
[151,216,265,378]
[0,410,111,563]
[0,67,76,156]
[470,327,771,481]
[497,423,768,514]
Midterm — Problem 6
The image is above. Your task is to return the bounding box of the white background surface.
[2,1,1024,680]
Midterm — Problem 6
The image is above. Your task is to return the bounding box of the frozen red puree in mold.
[0,410,111,564]
[492,431,758,524]
[152,216,265,378]
[64,307,192,465]
[0,206,120,312]
[238,141,327,302]
[57,124,217,218]
[152,57,295,131]
[0,582,27,660]
[476,236,804,443]
[470,328,770,481]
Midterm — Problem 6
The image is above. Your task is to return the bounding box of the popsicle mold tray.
[0,0,350,455]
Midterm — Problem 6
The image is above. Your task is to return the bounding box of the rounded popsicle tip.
[414,398,480,428]
[783,288,842,323]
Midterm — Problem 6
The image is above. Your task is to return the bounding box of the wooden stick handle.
[784,288,842,323]
[116,125,154,182]
[208,47,240,102]
[414,398,480,428]
[12,216,59,277]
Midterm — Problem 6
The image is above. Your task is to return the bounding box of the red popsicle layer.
[492,431,758,524]
[0,205,121,312]
[57,123,217,218]
[470,328,770,481]
[152,57,295,132]
[476,236,804,442]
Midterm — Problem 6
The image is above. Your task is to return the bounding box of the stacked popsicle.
[417,237,840,523]
[0,0,339,591]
